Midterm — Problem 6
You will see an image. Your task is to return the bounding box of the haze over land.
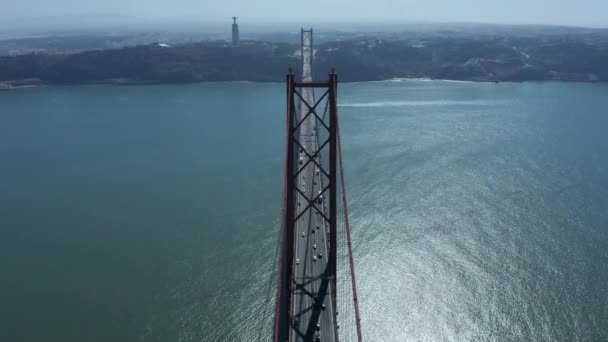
[1,1,608,85]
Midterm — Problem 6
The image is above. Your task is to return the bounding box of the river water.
[1,80,607,341]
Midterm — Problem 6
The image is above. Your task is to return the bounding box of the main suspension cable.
[337,115,363,342]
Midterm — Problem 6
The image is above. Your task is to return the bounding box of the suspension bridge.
[273,28,363,342]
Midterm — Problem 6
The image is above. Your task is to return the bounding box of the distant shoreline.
[0,84,44,90]
[1,77,606,90]
[0,78,43,90]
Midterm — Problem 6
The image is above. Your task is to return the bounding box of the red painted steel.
[337,113,364,342]
[274,28,360,342]
[274,70,296,342]
[293,82,329,88]
[328,71,338,327]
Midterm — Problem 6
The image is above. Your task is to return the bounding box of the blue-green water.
[1,80,607,341]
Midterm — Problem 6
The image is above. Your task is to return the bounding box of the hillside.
[1,36,608,85]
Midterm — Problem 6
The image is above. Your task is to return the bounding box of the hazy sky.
[1,0,607,28]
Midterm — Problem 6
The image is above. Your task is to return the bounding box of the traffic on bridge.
[274,28,362,342]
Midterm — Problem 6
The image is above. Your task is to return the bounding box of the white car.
[313,255,317,262]
[313,244,317,250]
[315,169,320,176]
[302,232,305,237]
[299,157,303,165]
[296,258,300,265]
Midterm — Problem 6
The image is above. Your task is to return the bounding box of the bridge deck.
[289,55,337,342]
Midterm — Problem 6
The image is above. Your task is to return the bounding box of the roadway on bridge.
[289,59,337,342]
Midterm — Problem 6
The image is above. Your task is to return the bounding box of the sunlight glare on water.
[0,80,607,341]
